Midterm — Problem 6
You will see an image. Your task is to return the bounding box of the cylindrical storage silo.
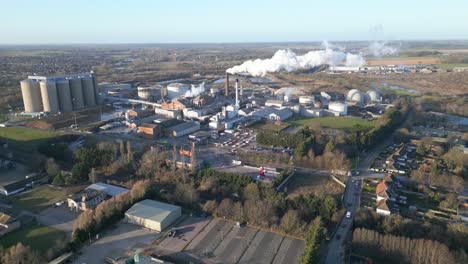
[20,79,43,113]
[56,80,73,112]
[82,76,96,106]
[69,78,84,110]
[92,76,99,104]
[167,83,189,99]
[40,80,60,112]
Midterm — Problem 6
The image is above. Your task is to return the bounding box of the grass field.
[0,222,66,252]
[11,185,68,212]
[0,127,58,142]
[251,121,290,132]
[287,116,376,130]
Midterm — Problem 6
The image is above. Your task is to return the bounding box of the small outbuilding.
[125,199,181,232]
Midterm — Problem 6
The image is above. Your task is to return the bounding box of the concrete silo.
[20,79,42,113]
[69,78,85,110]
[40,80,60,112]
[81,76,96,106]
[56,80,73,112]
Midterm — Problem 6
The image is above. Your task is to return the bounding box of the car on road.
[346,211,351,218]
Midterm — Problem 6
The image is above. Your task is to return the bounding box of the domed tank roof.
[347,89,360,101]
[350,91,365,103]
[367,90,381,102]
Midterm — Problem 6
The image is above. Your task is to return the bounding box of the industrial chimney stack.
[224,72,230,96]
[235,78,239,108]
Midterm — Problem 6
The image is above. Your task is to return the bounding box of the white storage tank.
[367,90,382,102]
[328,102,348,116]
[299,96,314,105]
[137,85,162,100]
[40,80,60,112]
[20,79,42,113]
[167,83,189,99]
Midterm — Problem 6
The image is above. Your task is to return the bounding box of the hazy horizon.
[2,0,468,45]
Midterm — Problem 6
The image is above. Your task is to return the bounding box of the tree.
[300,217,326,264]
[280,210,302,234]
[45,158,60,176]
[88,168,98,184]
[72,163,90,181]
[1,243,41,264]
[440,193,458,210]
[202,200,217,214]
[126,141,133,163]
[190,142,197,173]
[416,144,426,156]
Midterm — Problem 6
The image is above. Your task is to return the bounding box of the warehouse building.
[125,199,181,232]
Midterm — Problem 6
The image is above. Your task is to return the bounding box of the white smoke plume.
[227,44,365,76]
[366,41,398,57]
[184,82,205,97]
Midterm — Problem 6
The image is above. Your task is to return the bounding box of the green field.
[11,185,68,212]
[251,121,290,132]
[287,116,376,130]
[0,127,58,142]
[0,222,66,253]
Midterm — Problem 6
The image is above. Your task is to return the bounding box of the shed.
[125,199,181,232]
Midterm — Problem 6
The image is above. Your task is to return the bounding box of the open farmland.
[287,116,376,130]
[366,57,441,66]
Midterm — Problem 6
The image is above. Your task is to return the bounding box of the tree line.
[352,228,455,264]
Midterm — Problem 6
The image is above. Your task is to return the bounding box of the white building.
[268,108,293,121]
[125,199,181,232]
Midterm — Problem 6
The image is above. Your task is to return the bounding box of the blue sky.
[1,0,467,44]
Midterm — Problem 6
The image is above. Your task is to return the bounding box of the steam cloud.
[185,82,205,97]
[227,44,365,76]
[366,41,398,57]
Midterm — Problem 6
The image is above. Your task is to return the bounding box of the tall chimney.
[225,72,229,96]
[235,79,239,108]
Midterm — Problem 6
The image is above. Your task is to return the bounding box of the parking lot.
[155,218,305,264]
[36,205,80,238]
[72,222,159,264]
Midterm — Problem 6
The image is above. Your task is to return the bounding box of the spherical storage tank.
[69,78,85,110]
[367,90,381,102]
[346,89,360,101]
[328,102,348,115]
[20,79,42,112]
[167,83,189,99]
[56,80,73,112]
[81,76,97,106]
[40,80,60,112]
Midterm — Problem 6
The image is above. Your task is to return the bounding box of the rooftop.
[125,199,181,223]
[86,182,129,197]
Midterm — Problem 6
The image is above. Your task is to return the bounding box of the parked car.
[346,211,351,218]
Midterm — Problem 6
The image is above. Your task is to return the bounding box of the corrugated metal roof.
[86,182,129,196]
[125,199,180,223]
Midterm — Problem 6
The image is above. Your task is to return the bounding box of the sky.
[1,0,467,44]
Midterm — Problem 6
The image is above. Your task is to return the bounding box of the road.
[324,108,413,264]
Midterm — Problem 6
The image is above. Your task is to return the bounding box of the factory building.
[20,73,99,113]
